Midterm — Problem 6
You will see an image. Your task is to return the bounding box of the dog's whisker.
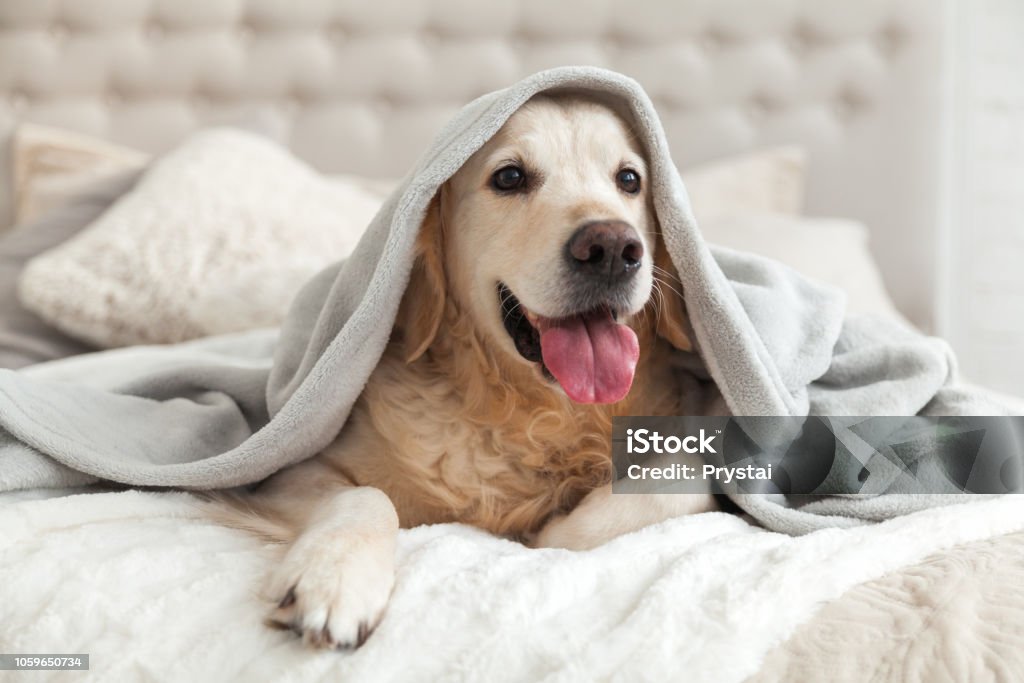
[652,274,684,303]
[652,264,683,288]
[653,269,683,295]
[501,302,523,326]
[499,294,524,325]
[497,290,522,324]
[653,274,685,302]
[651,284,668,329]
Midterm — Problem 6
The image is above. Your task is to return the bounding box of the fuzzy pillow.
[19,129,383,346]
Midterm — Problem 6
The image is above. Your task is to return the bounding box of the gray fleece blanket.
[1,67,1020,535]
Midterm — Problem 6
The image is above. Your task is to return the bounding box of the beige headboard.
[0,0,947,330]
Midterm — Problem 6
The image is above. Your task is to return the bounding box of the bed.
[2,1,1023,681]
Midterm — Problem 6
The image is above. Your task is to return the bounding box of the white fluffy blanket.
[3,490,1023,682]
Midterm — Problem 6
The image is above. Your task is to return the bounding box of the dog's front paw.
[266,530,396,649]
[533,484,616,551]
[533,485,718,551]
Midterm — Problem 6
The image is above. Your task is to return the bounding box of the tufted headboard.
[0,0,948,330]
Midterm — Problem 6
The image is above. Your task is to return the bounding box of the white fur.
[266,488,399,648]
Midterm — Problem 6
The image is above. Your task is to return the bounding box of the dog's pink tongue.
[538,311,639,404]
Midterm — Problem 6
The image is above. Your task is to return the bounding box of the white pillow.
[681,146,806,218]
[19,129,383,346]
[700,212,906,322]
[12,123,810,347]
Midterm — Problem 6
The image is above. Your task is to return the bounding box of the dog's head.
[401,94,690,404]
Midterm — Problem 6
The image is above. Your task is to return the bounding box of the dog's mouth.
[498,283,640,404]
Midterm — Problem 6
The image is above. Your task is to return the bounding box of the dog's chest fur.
[320,329,681,538]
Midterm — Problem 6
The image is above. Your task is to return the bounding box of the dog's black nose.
[565,221,644,281]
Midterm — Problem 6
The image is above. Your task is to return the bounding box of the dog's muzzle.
[497,281,640,405]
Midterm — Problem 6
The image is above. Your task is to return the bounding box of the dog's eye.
[492,165,527,192]
[616,168,641,194]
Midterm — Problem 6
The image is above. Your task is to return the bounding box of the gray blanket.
[0,67,1018,535]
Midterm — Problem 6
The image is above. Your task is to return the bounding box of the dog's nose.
[565,221,644,281]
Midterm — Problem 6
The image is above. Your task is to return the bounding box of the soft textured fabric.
[0,67,1019,534]
[752,529,1024,682]
[1,489,1022,683]
[0,170,139,369]
[18,131,383,347]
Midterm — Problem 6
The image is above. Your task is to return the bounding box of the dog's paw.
[266,530,396,650]
[533,485,718,551]
[533,484,616,551]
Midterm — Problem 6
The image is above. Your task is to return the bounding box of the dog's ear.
[399,190,448,362]
[652,233,693,352]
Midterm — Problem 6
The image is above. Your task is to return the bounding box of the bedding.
[2,66,1021,683]
[2,123,888,365]
[679,146,805,219]
[0,171,139,369]
[751,528,1024,682]
[1,488,1022,682]
[700,212,908,323]
[0,66,1019,536]
[11,125,810,350]
[17,130,383,347]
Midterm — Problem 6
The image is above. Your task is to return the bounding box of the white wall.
[943,0,1024,396]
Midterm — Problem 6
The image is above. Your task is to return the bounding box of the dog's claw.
[263,499,397,651]
[265,588,381,650]
[263,616,291,631]
[322,630,338,650]
[278,585,297,609]
[356,621,371,648]
[304,623,333,649]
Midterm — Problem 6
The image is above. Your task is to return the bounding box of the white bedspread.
[3,490,1023,682]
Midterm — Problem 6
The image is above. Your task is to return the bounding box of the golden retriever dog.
[216,94,717,649]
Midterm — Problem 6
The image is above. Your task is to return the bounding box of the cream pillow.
[12,123,809,347]
[700,212,906,322]
[681,146,806,218]
[19,129,383,346]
